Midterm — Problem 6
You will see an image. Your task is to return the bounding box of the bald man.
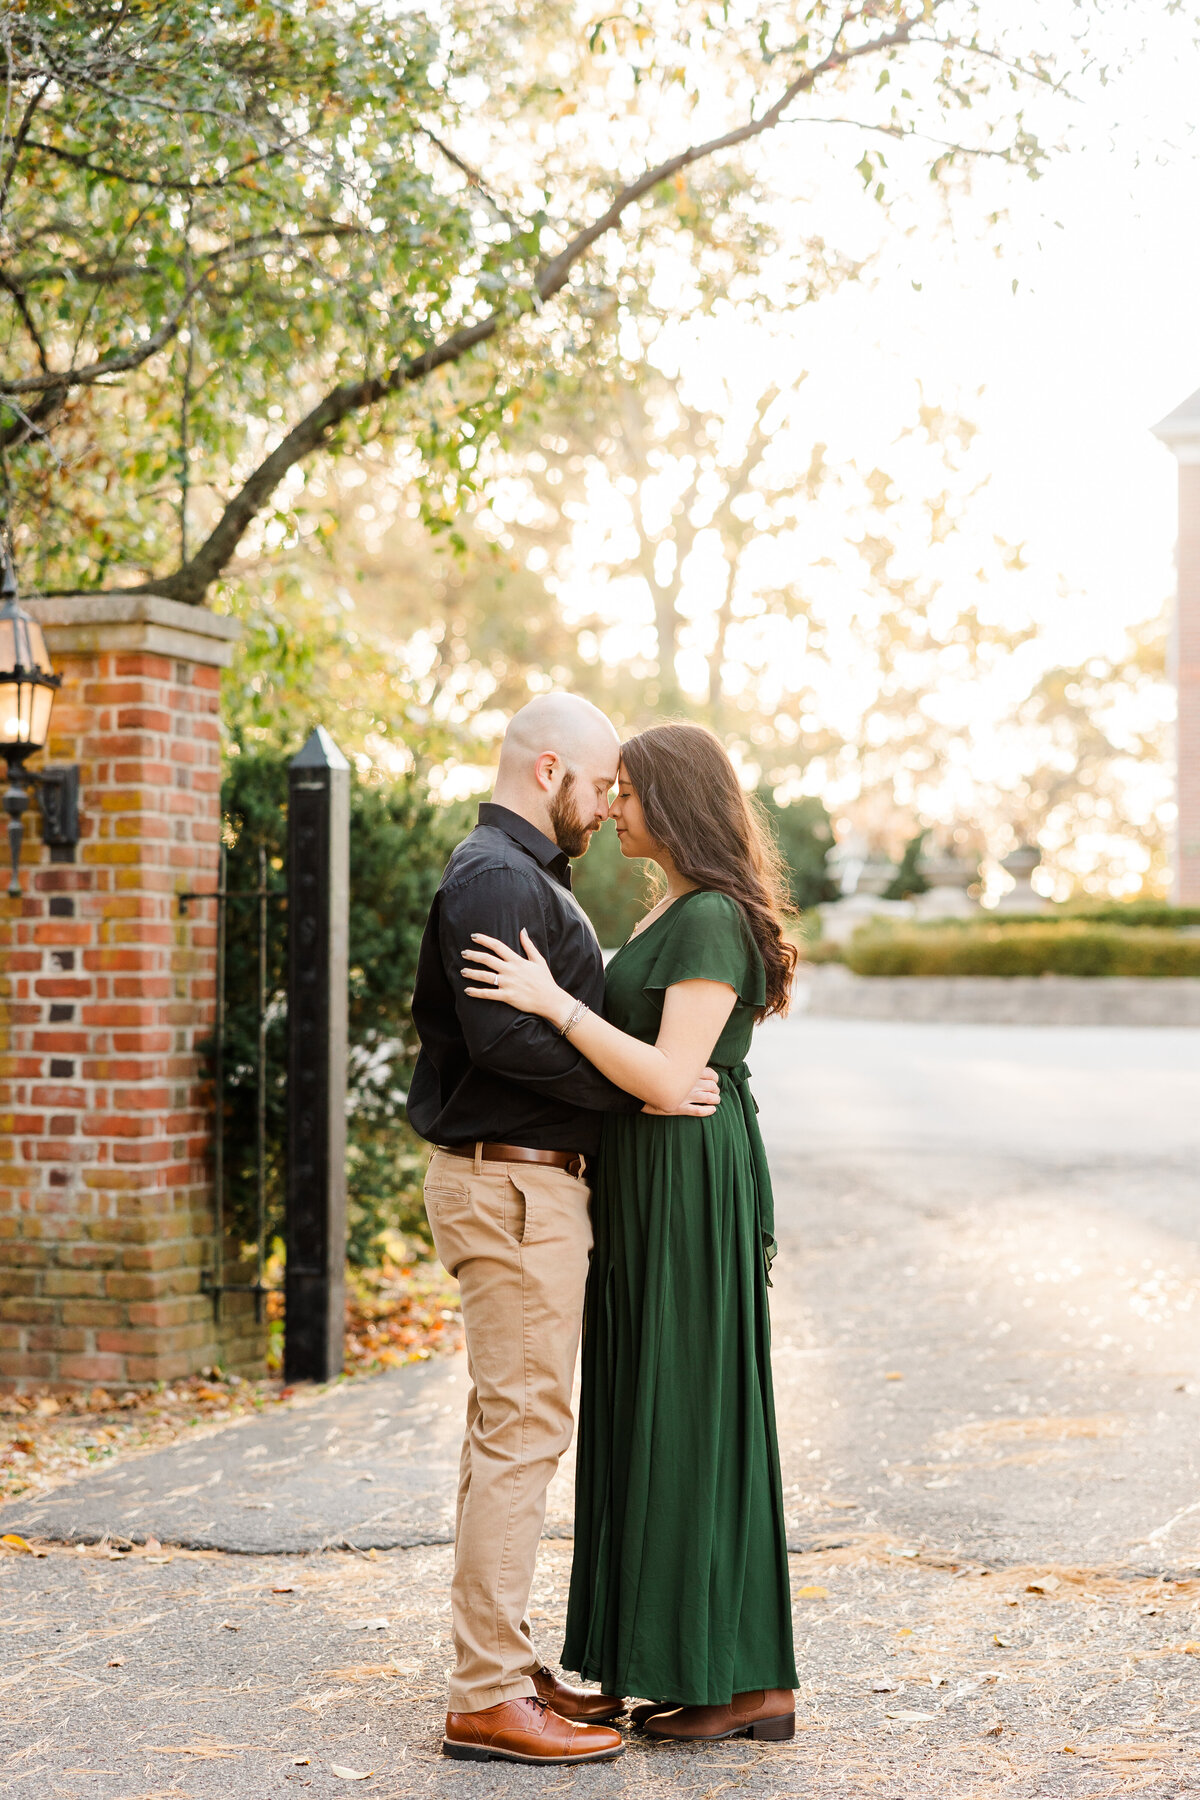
[408,696,718,1765]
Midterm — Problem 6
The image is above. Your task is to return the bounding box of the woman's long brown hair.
[619,723,798,1020]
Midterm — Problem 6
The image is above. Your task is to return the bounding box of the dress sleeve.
[642,890,766,1010]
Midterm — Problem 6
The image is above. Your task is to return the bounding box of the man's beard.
[549,771,595,858]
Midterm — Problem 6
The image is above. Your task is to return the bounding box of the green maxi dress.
[563,888,798,1705]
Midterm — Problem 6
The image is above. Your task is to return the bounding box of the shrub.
[217,751,467,1267]
[755,791,840,911]
[572,818,651,948]
[843,922,1200,978]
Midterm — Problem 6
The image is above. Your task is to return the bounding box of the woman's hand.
[461,929,572,1026]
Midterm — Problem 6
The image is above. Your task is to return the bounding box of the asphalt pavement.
[4,1015,1200,1799]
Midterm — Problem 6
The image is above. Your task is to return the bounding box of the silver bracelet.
[559,998,589,1038]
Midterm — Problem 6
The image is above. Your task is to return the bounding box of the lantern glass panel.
[0,689,23,745]
[21,616,53,675]
[28,681,54,750]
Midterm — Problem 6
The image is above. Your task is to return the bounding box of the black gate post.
[285,726,350,1382]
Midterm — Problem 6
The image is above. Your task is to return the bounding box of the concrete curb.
[795,966,1200,1026]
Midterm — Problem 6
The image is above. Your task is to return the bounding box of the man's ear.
[533,751,559,793]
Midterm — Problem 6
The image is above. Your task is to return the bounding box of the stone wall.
[0,595,263,1391]
[796,964,1200,1026]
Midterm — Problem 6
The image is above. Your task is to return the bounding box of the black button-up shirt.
[407,803,642,1153]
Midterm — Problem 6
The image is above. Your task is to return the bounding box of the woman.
[460,722,798,1744]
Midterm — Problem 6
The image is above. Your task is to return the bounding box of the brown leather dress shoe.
[443,1696,625,1763]
[646,1688,796,1742]
[532,1665,626,1722]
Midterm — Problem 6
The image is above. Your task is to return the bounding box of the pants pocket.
[504,1183,527,1247]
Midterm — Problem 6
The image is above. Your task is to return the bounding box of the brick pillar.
[1154,390,1200,905]
[0,593,262,1392]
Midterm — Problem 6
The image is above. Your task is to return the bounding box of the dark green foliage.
[880,901,1200,932]
[216,750,467,1267]
[1056,900,1200,929]
[883,831,929,901]
[844,922,1200,978]
[216,753,289,1277]
[755,793,839,912]
[571,821,652,949]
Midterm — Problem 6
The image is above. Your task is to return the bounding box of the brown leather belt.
[437,1140,586,1179]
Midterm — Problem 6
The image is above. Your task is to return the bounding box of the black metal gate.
[180,843,286,1325]
[179,728,350,1382]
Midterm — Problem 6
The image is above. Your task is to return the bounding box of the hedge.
[842,922,1200,978]
[217,751,466,1266]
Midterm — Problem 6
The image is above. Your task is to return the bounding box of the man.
[408,694,719,1766]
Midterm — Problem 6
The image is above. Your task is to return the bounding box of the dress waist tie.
[717,1060,777,1283]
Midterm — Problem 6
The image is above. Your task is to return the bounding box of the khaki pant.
[423,1149,593,1712]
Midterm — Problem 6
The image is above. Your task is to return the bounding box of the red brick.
[0,627,262,1393]
[61,1299,125,1327]
[56,1353,126,1383]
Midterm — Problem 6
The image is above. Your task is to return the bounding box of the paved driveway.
[6,1016,1200,1799]
[755,1018,1200,1568]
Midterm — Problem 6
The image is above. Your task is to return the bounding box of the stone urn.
[913,845,979,918]
[999,842,1047,912]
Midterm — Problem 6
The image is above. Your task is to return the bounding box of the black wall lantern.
[0,551,80,896]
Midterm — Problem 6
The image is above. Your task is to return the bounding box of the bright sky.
[741,10,1200,664]
[438,11,1200,890]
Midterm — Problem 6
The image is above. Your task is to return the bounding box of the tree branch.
[22,133,305,193]
[0,267,49,372]
[135,10,931,604]
[15,222,362,290]
[0,386,64,453]
[419,127,522,234]
[0,225,362,395]
[0,76,50,222]
[1,271,208,394]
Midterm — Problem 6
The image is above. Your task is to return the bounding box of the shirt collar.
[477,802,572,887]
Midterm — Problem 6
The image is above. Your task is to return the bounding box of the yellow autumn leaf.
[330,1767,372,1781]
[797,1585,828,1599]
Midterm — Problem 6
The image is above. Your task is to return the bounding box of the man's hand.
[643,1067,722,1118]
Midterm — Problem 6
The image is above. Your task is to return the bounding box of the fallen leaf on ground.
[1026,1576,1060,1594]
[982,1719,1003,1736]
[292,1756,311,1765]
[870,1681,899,1693]
[148,1744,240,1760]
[350,1617,389,1631]
[272,1585,297,1594]
[107,1657,124,1668]
[330,1766,372,1781]
[796,1585,828,1599]
[884,1371,904,1380]
[0,1526,44,1555]
[886,1711,936,1723]
[218,1620,240,1631]
[993,1635,1014,1648]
